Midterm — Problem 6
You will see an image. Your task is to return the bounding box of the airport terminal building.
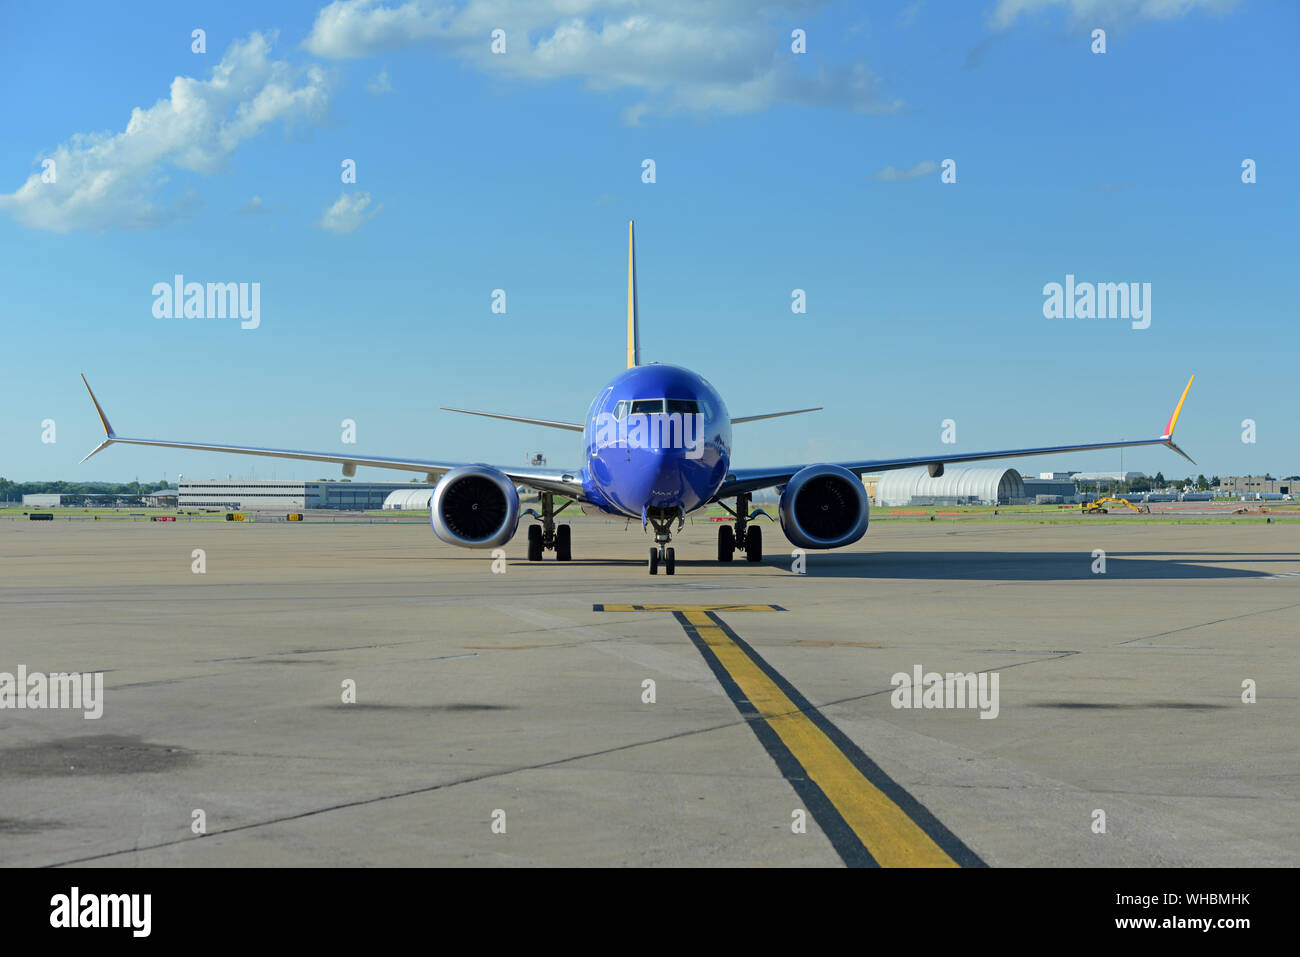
[179,480,432,511]
[1220,476,1295,497]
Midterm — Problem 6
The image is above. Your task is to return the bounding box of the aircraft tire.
[718,525,734,561]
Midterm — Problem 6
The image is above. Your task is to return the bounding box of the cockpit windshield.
[613,397,710,419]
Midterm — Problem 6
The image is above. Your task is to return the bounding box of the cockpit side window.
[613,400,630,420]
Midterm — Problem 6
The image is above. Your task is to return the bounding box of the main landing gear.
[525,491,572,561]
[717,493,765,564]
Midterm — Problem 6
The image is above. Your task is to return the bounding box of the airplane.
[80,221,1195,575]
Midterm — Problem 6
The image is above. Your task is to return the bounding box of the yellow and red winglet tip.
[81,374,116,438]
[1161,375,1194,439]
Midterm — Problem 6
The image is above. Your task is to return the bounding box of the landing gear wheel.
[745,525,763,563]
[665,547,675,575]
[648,547,659,575]
[555,524,571,561]
[717,524,734,562]
[527,525,543,562]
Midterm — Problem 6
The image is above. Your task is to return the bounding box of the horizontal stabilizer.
[439,408,584,432]
[731,407,822,425]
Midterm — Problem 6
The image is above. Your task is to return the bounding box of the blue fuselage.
[580,364,732,518]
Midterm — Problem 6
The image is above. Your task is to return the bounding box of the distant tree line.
[0,478,172,500]
[1074,474,1218,494]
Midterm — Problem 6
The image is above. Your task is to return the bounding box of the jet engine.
[778,464,869,550]
[430,465,520,548]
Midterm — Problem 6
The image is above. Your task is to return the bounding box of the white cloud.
[238,194,269,214]
[989,0,1241,31]
[318,191,382,233]
[304,1,902,120]
[873,160,938,182]
[366,69,394,95]
[305,0,445,58]
[0,32,328,233]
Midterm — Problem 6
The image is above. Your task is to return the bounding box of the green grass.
[865,502,1300,525]
[1,506,234,522]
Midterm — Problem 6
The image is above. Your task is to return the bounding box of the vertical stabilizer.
[627,220,640,368]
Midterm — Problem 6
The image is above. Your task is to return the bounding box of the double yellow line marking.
[596,603,983,868]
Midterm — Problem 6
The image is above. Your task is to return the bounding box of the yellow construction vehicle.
[1081,496,1149,514]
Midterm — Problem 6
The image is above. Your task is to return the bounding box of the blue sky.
[1,0,1295,483]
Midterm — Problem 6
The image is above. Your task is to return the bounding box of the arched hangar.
[383,488,434,510]
[875,467,1025,507]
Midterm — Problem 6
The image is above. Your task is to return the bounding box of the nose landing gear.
[640,498,770,574]
[646,508,680,575]
[648,545,675,575]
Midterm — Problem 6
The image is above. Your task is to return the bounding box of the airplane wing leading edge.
[77,375,587,500]
[716,376,1196,500]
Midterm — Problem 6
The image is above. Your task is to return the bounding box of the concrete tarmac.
[1,516,1297,866]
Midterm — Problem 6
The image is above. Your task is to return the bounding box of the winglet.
[1161,375,1193,439]
[1160,375,1196,464]
[79,439,113,465]
[626,220,640,369]
[81,374,116,437]
[1164,439,1196,465]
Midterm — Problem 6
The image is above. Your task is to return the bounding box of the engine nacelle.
[430,465,520,548]
[778,464,869,550]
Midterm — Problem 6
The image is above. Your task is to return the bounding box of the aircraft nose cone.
[611,447,688,509]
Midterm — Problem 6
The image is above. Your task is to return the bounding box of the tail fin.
[626,220,639,369]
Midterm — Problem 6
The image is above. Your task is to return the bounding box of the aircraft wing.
[715,376,1195,501]
[78,376,587,500]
